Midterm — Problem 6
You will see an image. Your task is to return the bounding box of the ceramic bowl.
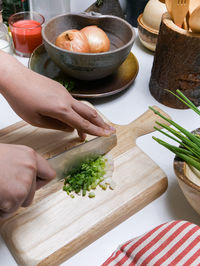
[137,0,166,51]
[42,12,135,81]
[28,44,139,98]
[174,128,200,215]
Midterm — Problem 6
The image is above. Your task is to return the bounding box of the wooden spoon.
[165,0,172,17]
[189,6,200,33]
[171,0,190,28]
[182,11,190,30]
[189,0,199,15]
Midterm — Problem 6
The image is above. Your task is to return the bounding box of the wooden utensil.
[189,0,199,15]
[0,104,169,266]
[171,0,190,27]
[182,11,190,30]
[189,6,200,32]
[165,0,172,17]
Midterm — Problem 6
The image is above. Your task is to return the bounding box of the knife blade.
[48,134,117,180]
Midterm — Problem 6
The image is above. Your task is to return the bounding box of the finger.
[77,130,87,141]
[52,108,115,137]
[0,203,16,216]
[72,100,116,132]
[0,210,12,219]
[0,199,19,218]
[22,175,36,207]
[36,177,49,190]
[36,116,74,132]
[35,153,56,189]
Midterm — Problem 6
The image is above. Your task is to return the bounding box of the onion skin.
[81,26,110,53]
[55,29,90,53]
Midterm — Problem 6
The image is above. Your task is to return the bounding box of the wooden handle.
[126,106,171,139]
[189,0,200,15]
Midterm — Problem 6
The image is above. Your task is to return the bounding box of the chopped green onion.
[88,192,95,198]
[63,155,115,198]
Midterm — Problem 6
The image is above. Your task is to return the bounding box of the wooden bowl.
[42,12,135,81]
[174,129,200,215]
[137,13,158,52]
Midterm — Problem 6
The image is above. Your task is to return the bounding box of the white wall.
[70,0,126,13]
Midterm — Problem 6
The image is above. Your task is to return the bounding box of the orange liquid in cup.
[11,20,42,54]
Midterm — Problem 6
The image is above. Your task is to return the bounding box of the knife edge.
[48,134,117,180]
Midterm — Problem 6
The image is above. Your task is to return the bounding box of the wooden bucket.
[149,13,200,109]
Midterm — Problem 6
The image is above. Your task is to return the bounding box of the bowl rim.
[174,127,200,192]
[137,13,159,35]
[174,151,200,193]
[42,12,136,56]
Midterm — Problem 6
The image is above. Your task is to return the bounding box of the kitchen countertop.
[0,29,200,266]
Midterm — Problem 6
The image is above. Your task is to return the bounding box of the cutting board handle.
[127,106,171,139]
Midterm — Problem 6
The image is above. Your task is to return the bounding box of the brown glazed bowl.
[42,12,135,80]
[174,128,200,215]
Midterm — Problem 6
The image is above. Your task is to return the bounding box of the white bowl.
[142,0,167,31]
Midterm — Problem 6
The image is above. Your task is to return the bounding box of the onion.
[81,25,110,53]
[55,29,90,53]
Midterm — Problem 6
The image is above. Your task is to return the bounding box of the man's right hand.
[0,144,56,219]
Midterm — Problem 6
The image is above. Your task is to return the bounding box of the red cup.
[9,11,45,57]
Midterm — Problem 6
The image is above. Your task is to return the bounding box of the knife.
[48,134,117,180]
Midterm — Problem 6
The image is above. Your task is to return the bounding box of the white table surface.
[0,29,200,266]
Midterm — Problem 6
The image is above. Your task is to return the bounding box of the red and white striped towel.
[102,220,200,266]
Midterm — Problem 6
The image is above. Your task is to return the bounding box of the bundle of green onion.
[150,89,200,172]
[63,155,115,198]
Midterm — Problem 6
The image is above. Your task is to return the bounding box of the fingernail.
[109,126,116,132]
[80,134,87,141]
[104,129,113,136]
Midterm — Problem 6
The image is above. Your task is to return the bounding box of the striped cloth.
[102,220,200,266]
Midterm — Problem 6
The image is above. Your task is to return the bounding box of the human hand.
[0,144,56,219]
[0,53,115,140]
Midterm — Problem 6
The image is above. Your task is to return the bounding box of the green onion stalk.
[150,90,200,173]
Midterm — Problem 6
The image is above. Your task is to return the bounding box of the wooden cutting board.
[0,104,169,266]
